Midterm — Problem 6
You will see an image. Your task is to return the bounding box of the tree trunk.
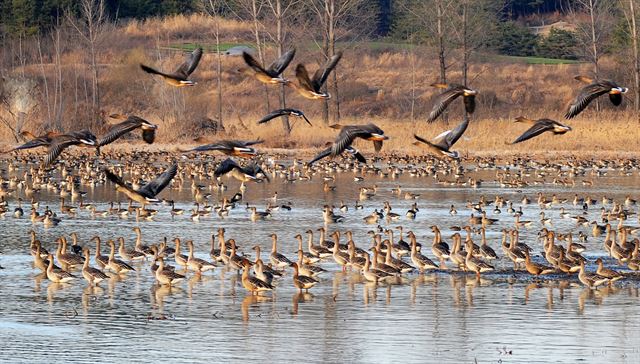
[328,0,340,123]
[436,0,447,85]
[629,0,640,118]
[588,0,600,111]
[275,0,291,134]
[462,1,469,86]
[321,0,331,125]
[251,0,270,113]
[215,18,224,129]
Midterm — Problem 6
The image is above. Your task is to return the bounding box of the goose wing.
[257,109,289,124]
[312,52,343,91]
[267,48,296,76]
[104,169,135,193]
[511,120,554,144]
[243,52,269,76]
[295,64,315,92]
[214,158,241,178]
[98,118,143,146]
[138,164,178,198]
[175,47,203,78]
[565,83,610,119]
[330,125,361,157]
[309,147,332,165]
[44,135,77,166]
[443,115,469,148]
[140,64,173,79]
[427,86,463,123]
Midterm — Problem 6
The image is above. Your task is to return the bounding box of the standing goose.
[290,52,343,99]
[186,240,216,273]
[291,262,318,293]
[565,76,628,119]
[427,83,477,122]
[155,257,185,286]
[106,240,135,274]
[242,261,273,295]
[510,117,572,144]
[81,247,108,285]
[97,115,157,148]
[46,254,76,283]
[240,49,295,84]
[269,234,292,270]
[413,115,468,159]
[409,232,438,273]
[257,108,312,126]
[140,47,203,86]
[104,164,177,208]
[92,236,109,268]
[578,260,609,289]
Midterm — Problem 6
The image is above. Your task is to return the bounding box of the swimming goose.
[241,49,295,84]
[511,117,571,144]
[140,47,202,86]
[290,52,342,99]
[104,164,177,208]
[81,247,108,285]
[565,76,627,119]
[427,83,476,122]
[97,114,157,148]
[413,115,468,159]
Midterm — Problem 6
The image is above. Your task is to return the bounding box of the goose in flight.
[327,123,388,158]
[511,117,571,144]
[104,164,178,206]
[241,49,295,84]
[181,139,263,157]
[565,76,628,119]
[308,145,366,165]
[140,47,203,86]
[97,114,157,148]
[413,115,469,159]
[214,158,270,182]
[3,130,61,153]
[290,52,343,99]
[257,108,311,126]
[427,83,477,123]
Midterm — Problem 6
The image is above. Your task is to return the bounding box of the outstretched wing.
[98,119,141,147]
[511,121,553,144]
[330,126,359,157]
[267,48,296,76]
[140,64,173,79]
[295,64,315,92]
[427,87,463,123]
[257,109,288,124]
[44,136,76,166]
[138,164,178,198]
[308,147,332,165]
[214,158,241,178]
[246,164,270,182]
[565,84,609,119]
[104,169,131,190]
[346,146,367,163]
[443,115,469,148]
[243,52,269,75]
[176,47,203,78]
[414,133,446,154]
[312,52,343,91]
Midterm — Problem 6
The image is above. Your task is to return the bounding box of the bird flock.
[0,46,637,300]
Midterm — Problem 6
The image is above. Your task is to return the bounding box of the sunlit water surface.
[1,161,640,363]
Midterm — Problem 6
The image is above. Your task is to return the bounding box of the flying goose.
[104,164,178,206]
[214,158,270,182]
[565,76,628,119]
[290,52,343,99]
[510,117,571,144]
[97,114,157,148]
[257,108,311,126]
[140,47,203,86]
[413,114,468,159]
[241,49,295,84]
[427,83,477,123]
[181,139,263,157]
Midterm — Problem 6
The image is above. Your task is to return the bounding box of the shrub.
[536,28,578,60]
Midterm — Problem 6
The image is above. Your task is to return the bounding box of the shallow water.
[1,160,640,363]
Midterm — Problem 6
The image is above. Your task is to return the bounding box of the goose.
[81,247,108,285]
[155,257,185,286]
[413,115,469,159]
[106,240,135,274]
[257,108,312,126]
[140,47,202,86]
[46,254,76,283]
[464,240,494,276]
[186,240,216,273]
[182,139,263,157]
[565,76,627,119]
[510,117,571,144]
[291,262,318,293]
[215,158,270,182]
[118,237,145,261]
[289,52,342,99]
[595,258,623,283]
[97,114,157,148]
[426,83,476,122]
[578,260,609,289]
[240,49,295,84]
[523,250,555,276]
[409,232,438,273]
[242,261,273,295]
[104,164,177,208]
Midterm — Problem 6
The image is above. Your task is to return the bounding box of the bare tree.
[621,0,640,117]
[204,0,225,128]
[309,0,378,123]
[67,0,108,116]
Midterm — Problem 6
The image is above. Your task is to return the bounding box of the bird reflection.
[291,292,314,316]
[241,294,272,322]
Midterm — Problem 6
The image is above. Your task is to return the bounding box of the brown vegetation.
[1,14,639,156]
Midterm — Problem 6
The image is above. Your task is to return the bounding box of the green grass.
[490,54,584,65]
[165,42,253,53]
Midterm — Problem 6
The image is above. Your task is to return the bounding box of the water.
[1,159,640,363]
